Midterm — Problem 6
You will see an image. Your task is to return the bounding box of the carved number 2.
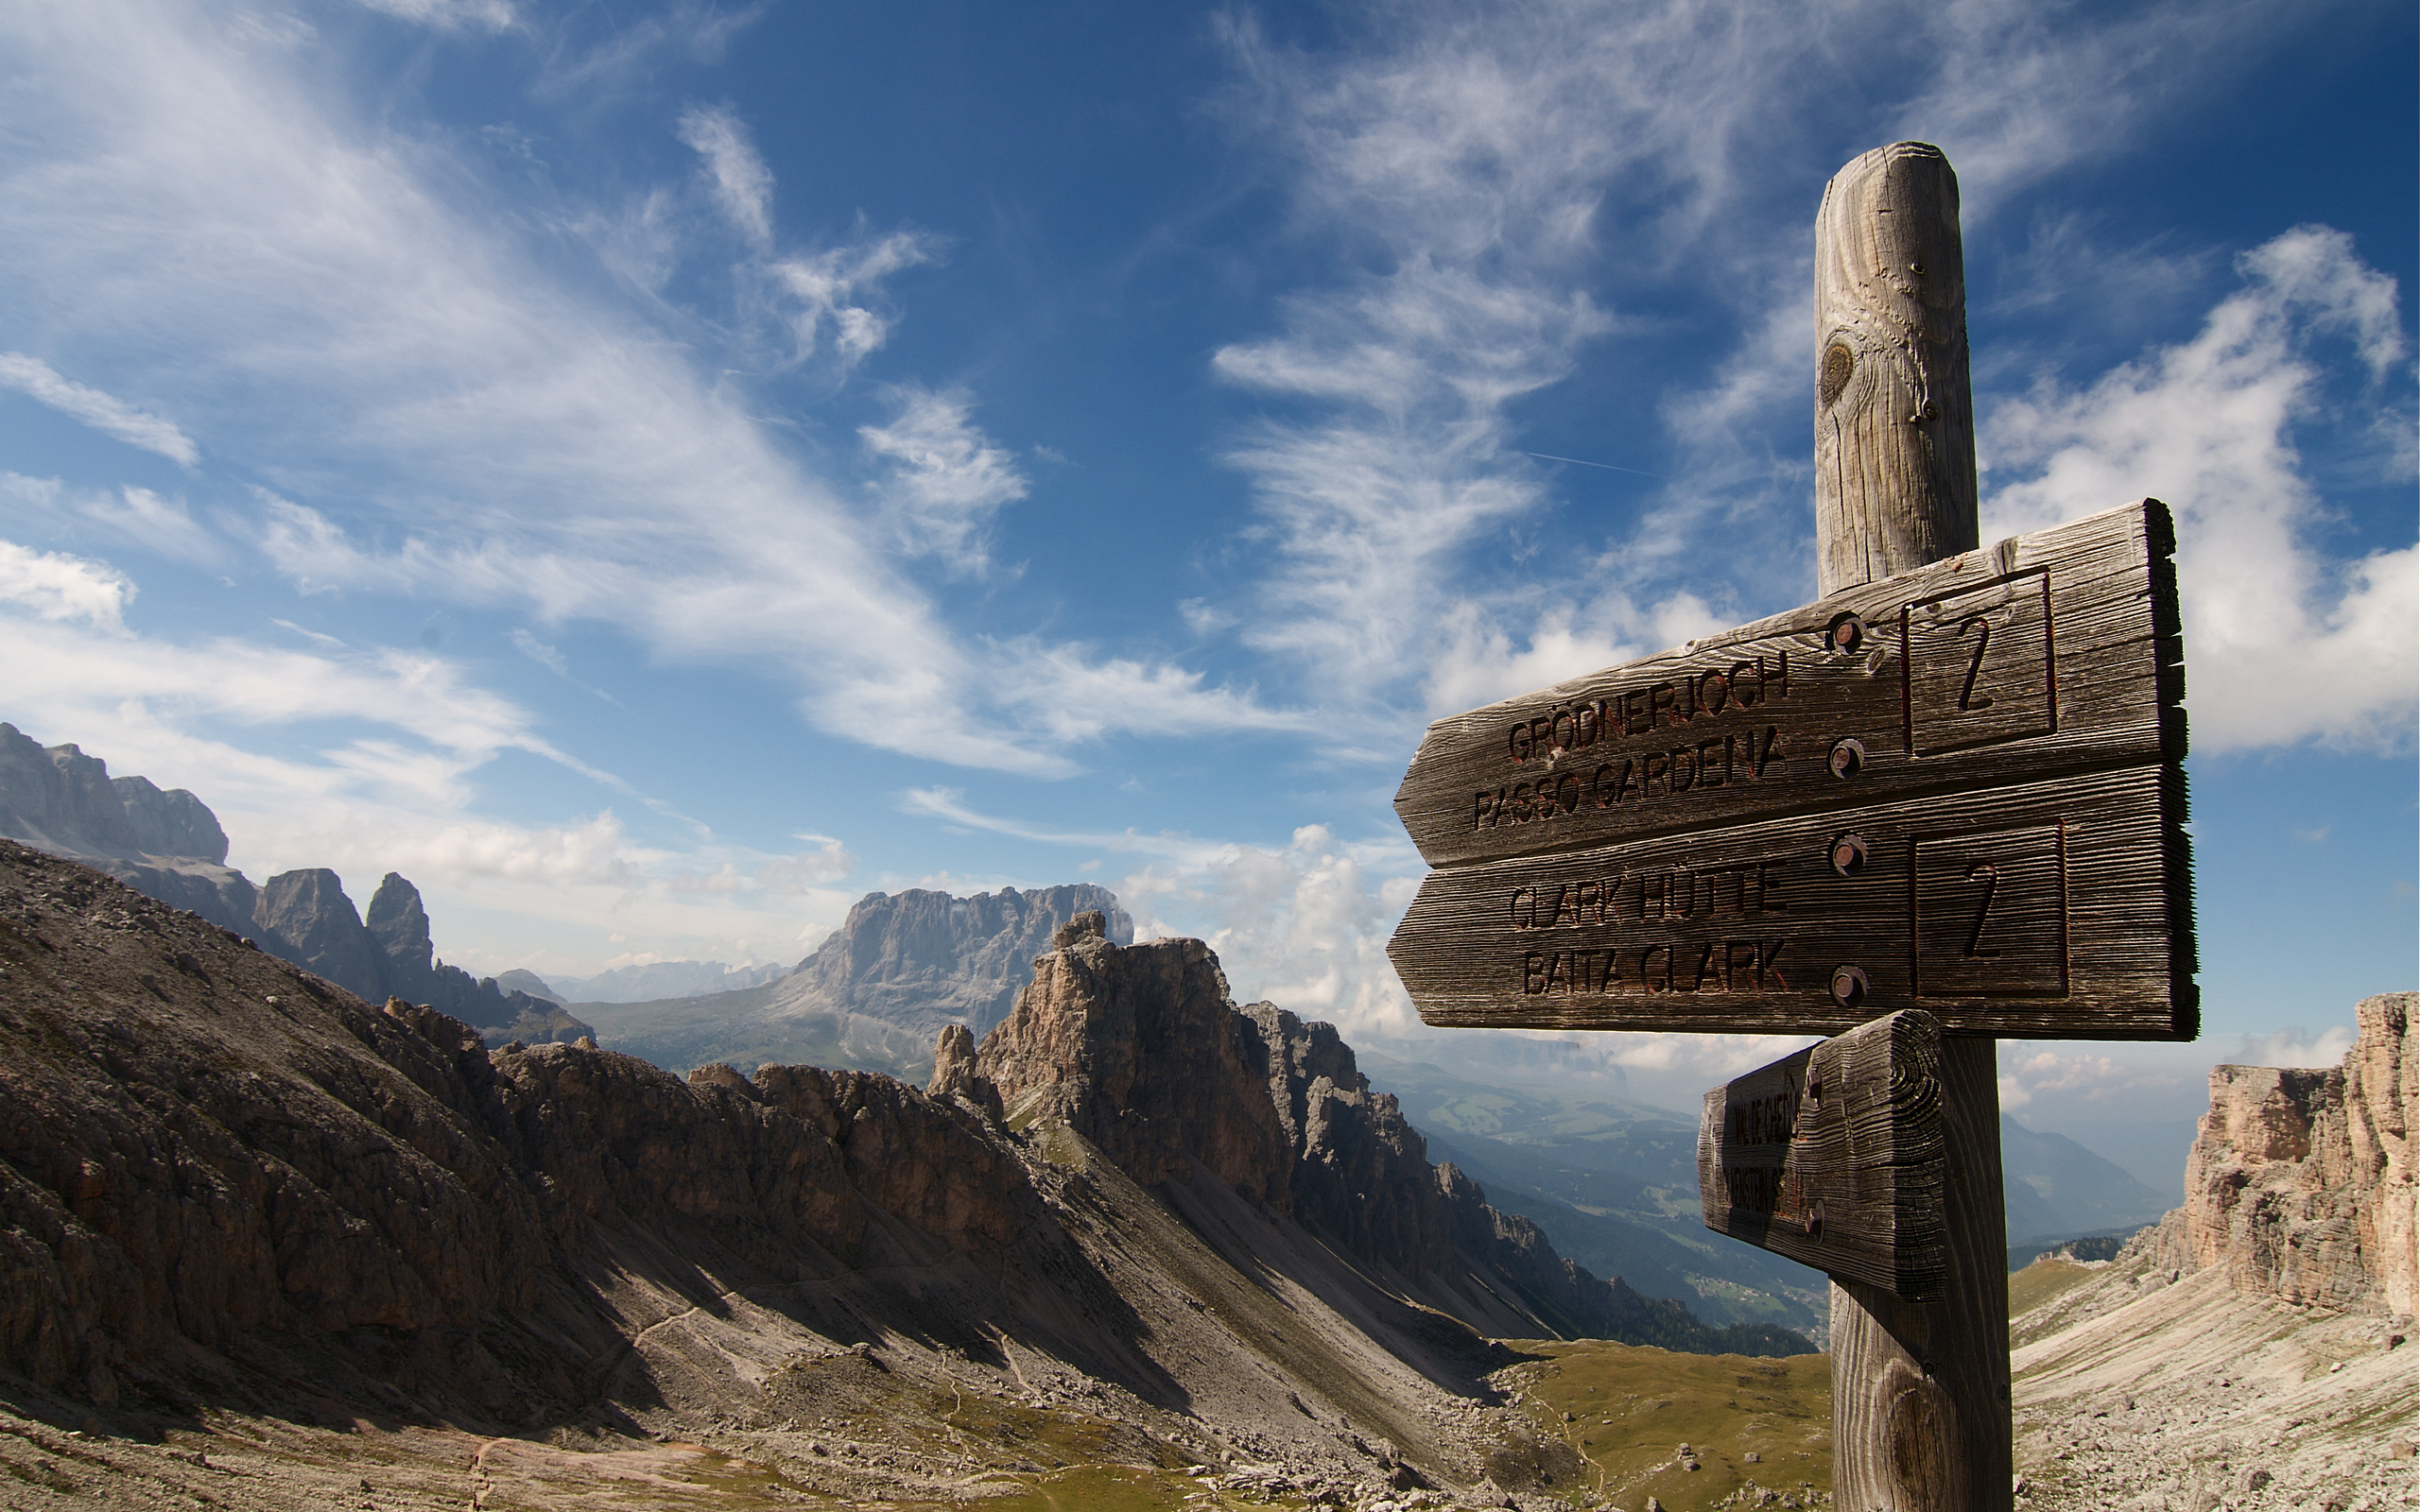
[1956,614,1996,712]
[1962,864,2001,958]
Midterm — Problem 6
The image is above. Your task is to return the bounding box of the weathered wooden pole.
[1813,141,2012,1512]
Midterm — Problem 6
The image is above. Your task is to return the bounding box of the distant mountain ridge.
[1998,1112,2171,1246]
[0,723,585,1045]
[583,883,1133,1077]
[519,959,789,1004]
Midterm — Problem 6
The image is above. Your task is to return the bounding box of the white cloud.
[1982,227,2416,754]
[352,0,514,31]
[763,232,936,366]
[861,385,1029,575]
[0,472,223,562]
[1209,0,2351,738]
[510,627,569,675]
[2226,1023,2358,1070]
[0,539,133,629]
[0,352,198,465]
[676,104,774,250]
[0,595,861,974]
[0,13,1285,778]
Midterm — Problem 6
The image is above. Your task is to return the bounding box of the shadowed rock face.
[2179,991,2413,1314]
[109,777,228,864]
[978,918,1290,1206]
[255,868,391,1001]
[979,914,1815,1357]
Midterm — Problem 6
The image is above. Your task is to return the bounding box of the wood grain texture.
[1389,763,2196,1040]
[1814,141,1979,597]
[1393,499,2185,869]
[1697,1010,1945,1299]
[1829,1038,2011,1512]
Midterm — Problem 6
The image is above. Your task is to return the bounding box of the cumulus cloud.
[2226,1023,2359,1070]
[0,539,134,629]
[1995,1046,2194,1111]
[0,352,198,465]
[1982,227,2416,753]
[861,386,1029,575]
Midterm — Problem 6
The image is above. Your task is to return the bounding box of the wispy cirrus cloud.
[676,104,775,249]
[0,1,1287,777]
[352,0,515,32]
[0,352,198,465]
[862,385,1029,576]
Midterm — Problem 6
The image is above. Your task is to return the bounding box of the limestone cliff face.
[2179,991,2413,1315]
[977,914,1291,1208]
[979,914,1812,1355]
[0,723,256,936]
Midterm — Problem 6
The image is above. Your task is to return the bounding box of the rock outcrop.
[0,727,579,1047]
[2176,990,2414,1314]
[0,722,258,936]
[979,914,1812,1356]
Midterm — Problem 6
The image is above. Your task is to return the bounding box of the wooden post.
[1813,142,2011,1512]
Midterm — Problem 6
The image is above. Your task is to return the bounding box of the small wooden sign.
[1698,1010,1945,1300]
[1387,498,2195,1041]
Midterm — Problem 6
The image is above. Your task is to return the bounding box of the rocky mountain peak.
[367,870,436,975]
[110,774,229,864]
[977,932,1292,1207]
[786,883,1133,1042]
[256,868,390,993]
[975,922,1814,1356]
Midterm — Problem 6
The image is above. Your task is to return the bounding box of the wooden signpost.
[1385,143,2198,1512]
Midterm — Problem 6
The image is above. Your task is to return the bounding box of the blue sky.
[0,0,2411,1141]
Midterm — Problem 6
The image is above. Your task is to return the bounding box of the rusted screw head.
[1827,737,1866,779]
[1829,966,1870,1009]
[1826,612,1865,654]
[1829,834,1869,876]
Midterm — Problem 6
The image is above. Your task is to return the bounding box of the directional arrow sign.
[1388,499,2195,1040]
[1698,1010,1945,1300]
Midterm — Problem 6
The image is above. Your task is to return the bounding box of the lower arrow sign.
[1698,1009,1946,1300]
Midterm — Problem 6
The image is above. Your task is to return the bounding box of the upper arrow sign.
[1392,499,2185,869]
